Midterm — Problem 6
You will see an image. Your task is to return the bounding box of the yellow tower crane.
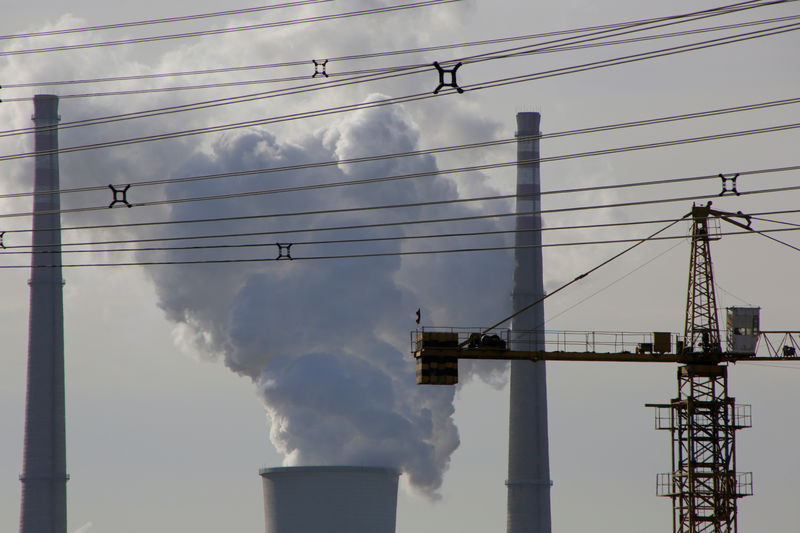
[411,203,798,533]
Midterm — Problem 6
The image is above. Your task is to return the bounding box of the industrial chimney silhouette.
[506,112,552,533]
[19,95,68,533]
[259,466,399,533]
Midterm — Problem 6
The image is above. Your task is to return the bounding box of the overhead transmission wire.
[1,0,790,131]
[3,220,798,269]
[3,0,781,89]
[0,123,798,221]
[2,20,798,164]
[7,209,800,255]
[452,0,795,66]
[0,1,776,129]
[0,119,798,220]
[4,173,800,253]
[3,95,797,199]
[4,220,799,257]
[0,0,461,57]
[6,216,696,250]
[5,12,799,102]
[0,0,335,41]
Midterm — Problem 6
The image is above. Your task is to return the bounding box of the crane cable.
[472,216,690,343]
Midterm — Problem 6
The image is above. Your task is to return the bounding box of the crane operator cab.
[726,307,760,355]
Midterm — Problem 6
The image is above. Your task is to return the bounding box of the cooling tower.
[259,466,399,533]
[506,112,552,533]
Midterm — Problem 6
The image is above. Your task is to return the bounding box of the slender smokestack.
[259,466,399,533]
[506,112,552,533]
[19,94,67,533]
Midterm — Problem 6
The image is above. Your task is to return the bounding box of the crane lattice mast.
[411,203,796,533]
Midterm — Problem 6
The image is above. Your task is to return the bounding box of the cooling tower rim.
[259,465,400,477]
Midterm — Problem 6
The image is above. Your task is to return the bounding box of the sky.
[1,1,799,532]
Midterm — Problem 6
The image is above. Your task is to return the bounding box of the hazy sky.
[1,1,799,532]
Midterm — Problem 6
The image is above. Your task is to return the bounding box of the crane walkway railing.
[412,327,800,360]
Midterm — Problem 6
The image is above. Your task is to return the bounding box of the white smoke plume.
[142,97,512,495]
[0,6,513,497]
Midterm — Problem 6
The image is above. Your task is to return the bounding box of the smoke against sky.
[139,96,513,495]
[1,1,799,532]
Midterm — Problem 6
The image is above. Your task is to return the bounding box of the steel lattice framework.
[652,364,752,533]
[684,204,722,354]
[410,202,795,533]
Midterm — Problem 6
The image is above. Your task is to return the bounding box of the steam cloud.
[1,9,513,497]
[142,98,512,495]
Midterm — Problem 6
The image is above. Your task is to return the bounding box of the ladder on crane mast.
[410,203,799,533]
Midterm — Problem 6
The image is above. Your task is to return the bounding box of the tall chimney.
[19,94,68,533]
[506,112,552,533]
[259,466,399,533]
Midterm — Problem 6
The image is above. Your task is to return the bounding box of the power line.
[0,1,335,41]
[2,2,792,130]
[0,24,793,176]
[8,217,690,250]
[3,95,799,199]
[3,225,797,269]
[1,6,796,153]
[0,223,800,258]
[467,21,800,93]
[3,0,778,88]
[5,12,797,102]
[0,119,798,221]
[0,1,461,57]
[455,0,794,66]
[4,175,800,253]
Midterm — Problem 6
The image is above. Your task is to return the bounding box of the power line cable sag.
[2,15,792,91]
[0,23,794,169]
[7,217,697,250]
[466,21,800,93]
[0,1,335,41]
[7,210,800,253]
[5,11,798,101]
[2,1,794,131]
[3,225,798,269]
[4,179,800,252]
[0,0,461,56]
[450,0,795,66]
[2,10,797,152]
[0,0,776,66]
[3,96,799,198]
[6,224,798,257]
[2,123,798,220]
